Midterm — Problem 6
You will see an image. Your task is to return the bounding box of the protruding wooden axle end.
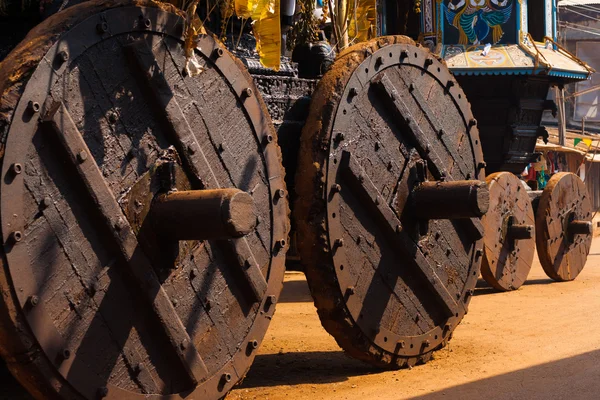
[413,180,489,220]
[569,220,593,236]
[508,223,534,240]
[152,189,257,241]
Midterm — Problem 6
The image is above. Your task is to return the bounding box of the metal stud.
[77,150,88,163]
[10,163,22,175]
[28,295,39,307]
[222,373,232,383]
[57,50,69,63]
[10,231,22,243]
[96,22,108,34]
[27,101,40,113]
[213,48,224,58]
[242,88,253,98]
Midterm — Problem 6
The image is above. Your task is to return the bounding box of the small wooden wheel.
[535,172,593,281]
[481,172,535,291]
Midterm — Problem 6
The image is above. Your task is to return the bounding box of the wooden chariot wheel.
[0,1,289,399]
[535,172,593,281]
[480,172,535,291]
[294,36,488,368]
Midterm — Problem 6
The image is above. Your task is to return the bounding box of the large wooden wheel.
[480,172,535,291]
[294,37,487,368]
[535,172,592,281]
[0,1,289,399]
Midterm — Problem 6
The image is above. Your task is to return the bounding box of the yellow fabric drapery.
[235,0,281,70]
[347,0,377,44]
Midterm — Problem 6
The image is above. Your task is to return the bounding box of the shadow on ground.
[409,350,600,400]
[278,278,314,303]
[239,351,379,388]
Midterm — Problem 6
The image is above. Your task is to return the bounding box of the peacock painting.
[443,0,513,45]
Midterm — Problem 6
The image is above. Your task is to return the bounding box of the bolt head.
[27,101,40,113]
[29,295,39,307]
[242,88,253,98]
[57,50,69,63]
[96,22,108,34]
[11,163,23,175]
[11,231,22,242]
[77,151,88,163]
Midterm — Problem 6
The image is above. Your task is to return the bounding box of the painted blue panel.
[441,0,517,45]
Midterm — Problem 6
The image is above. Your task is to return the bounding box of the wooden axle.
[151,189,257,241]
[508,222,534,240]
[412,180,489,220]
[569,220,593,236]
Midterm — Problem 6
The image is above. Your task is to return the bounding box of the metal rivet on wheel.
[57,50,69,63]
[400,50,409,58]
[10,231,22,243]
[275,189,285,200]
[265,294,276,311]
[424,58,433,67]
[349,87,358,97]
[62,349,71,360]
[346,286,355,295]
[27,101,40,113]
[77,150,88,163]
[250,339,259,349]
[10,163,22,175]
[28,295,39,307]
[213,48,224,58]
[96,22,108,34]
[263,134,273,145]
[222,373,232,383]
[469,118,478,127]
[331,184,342,193]
[335,238,344,247]
[242,88,253,98]
[143,18,151,29]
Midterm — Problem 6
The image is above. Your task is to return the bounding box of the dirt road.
[3,240,599,399]
[230,239,600,400]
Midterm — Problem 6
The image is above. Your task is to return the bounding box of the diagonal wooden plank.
[373,73,485,240]
[340,151,461,317]
[43,102,209,385]
[125,39,267,303]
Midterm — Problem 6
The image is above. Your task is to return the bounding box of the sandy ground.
[230,238,600,400]
[2,239,600,399]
